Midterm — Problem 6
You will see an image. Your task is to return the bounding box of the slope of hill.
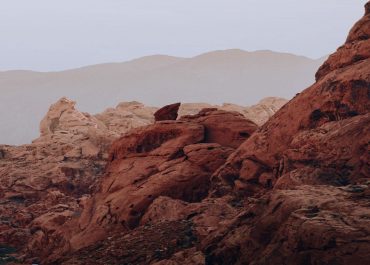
[0,50,324,144]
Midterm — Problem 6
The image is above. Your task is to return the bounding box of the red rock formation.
[316,2,370,81]
[22,109,256,263]
[154,103,181,121]
[2,3,369,265]
[57,3,370,265]
[0,99,280,264]
[201,3,370,264]
[213,1,370,197]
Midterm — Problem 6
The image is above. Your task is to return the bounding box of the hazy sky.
[0,0,367,71]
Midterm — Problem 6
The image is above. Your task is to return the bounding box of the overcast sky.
[0,0,367,71]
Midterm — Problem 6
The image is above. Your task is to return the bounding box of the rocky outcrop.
[154,103,181,121]
[316,2,370,81]
[0,98,158,261]
[28,109,256,263]
[57,3,370,265]
[0,98,115,256]
[213,3,370,197]
[0,95,284,264]
[2,4,369,265]
[202,4,370,264]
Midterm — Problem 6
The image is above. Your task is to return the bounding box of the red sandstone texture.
[1,3,369,265]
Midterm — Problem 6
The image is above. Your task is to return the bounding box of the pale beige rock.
[94,101,157,135]
[179,97,288,126]
[0,98,117,252]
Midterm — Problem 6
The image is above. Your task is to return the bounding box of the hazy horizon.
[0,49,324,144]
[0,0,367,71]
[0,48,324,73]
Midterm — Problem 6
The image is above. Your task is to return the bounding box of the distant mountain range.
[0,49,326,145]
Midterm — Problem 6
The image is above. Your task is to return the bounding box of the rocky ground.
[0,2,369,265]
